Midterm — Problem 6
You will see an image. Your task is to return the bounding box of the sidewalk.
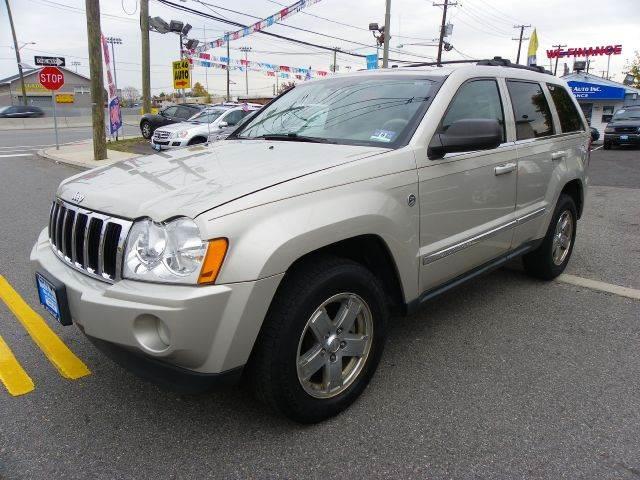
[38,139,140,169]
[0,115,139,130]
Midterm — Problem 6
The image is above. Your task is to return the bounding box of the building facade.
[562,72,640,138]
[0,67,93,114]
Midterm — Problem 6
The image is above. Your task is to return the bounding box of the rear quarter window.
[547,84,584,133]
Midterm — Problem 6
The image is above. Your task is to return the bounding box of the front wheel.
[140,121,152,139]
[247,257,388,423]
[522,193,577,280]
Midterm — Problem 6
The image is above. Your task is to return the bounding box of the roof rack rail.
[477,56,553,75]
[403,56,553,75]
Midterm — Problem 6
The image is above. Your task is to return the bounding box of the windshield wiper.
[251,133,336,144]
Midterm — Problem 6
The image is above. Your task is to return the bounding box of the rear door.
[508,80,561,246]
[418,78,518,292]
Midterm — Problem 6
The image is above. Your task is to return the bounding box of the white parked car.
[151,103,260,150]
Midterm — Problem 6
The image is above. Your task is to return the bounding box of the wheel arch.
[561,178,584,219]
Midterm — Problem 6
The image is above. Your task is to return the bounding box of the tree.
[192,81,207,97]
[122,86,140,106]
[278,81,296,94]
[624,51,640,88]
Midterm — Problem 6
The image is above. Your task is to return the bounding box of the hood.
[607,119,640,128]
[154,121,203,133]
[58,140,388,221]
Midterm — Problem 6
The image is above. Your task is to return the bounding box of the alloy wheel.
[552,210,573,266]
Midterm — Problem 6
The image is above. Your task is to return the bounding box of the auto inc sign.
[567,81,626,100]
[547,44,622,59]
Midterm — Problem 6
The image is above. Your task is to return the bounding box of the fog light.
[133,314,171,353]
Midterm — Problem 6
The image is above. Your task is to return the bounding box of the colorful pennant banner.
[191,54,331,80]
[195,0,322,53]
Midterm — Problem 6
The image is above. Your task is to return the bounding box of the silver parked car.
[32,58,589,423]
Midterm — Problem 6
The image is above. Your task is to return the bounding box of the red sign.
[39,66,65,91]
[546,44,622,59]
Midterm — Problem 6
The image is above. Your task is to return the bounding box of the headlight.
[123,217,227,284]
[604,126,614,133]
[170,130,190,139]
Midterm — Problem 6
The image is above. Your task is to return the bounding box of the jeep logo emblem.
[71,191,85,203]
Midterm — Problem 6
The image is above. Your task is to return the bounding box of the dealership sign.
[547,44,622,59]
[567,81,626,100]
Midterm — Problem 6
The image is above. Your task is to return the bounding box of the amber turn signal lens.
[198,238,228,284]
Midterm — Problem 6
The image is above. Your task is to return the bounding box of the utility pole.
[239,46,251,96]
[551,44,566,75]
[331,47,340,73]
[140,0,151,114]
[226,34,230,101]
[382,0,391,68]
[85,0,107,160]
[434,0,457,66]
[4,0,27,105]
[71,61,81,73]
[512,24,531,64]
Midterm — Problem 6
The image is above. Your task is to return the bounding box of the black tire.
[140,121,153,139]
[187,137,207,146]
[247,256,388,423]
[522,193,577,280]
[603,142,612,150]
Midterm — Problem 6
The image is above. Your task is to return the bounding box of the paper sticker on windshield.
[370,129,397,143]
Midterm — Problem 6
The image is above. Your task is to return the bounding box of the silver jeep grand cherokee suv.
[31,58,589,423]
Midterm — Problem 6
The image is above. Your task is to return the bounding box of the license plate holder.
[35,272,72,326]
[620,135,629,140]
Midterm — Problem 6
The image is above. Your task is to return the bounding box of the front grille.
[153,130,171,140]
[48,200,132,283]
[614,126,639,133]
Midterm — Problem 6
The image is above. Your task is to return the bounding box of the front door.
[418,78,518,293]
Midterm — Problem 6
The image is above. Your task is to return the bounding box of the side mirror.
[218,121,228,128]
[428,118,502,160]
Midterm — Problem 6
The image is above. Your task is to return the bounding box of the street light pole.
[239,46,251,96]
[4,0,28,105]
[382,0,391,68]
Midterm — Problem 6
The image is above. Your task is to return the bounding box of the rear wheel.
[141,121,152,139]
[247,256,388,423]
[522,193,577,280]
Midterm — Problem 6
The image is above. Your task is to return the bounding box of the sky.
[1,0,639,99]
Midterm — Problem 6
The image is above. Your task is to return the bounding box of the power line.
[156,0,429,64]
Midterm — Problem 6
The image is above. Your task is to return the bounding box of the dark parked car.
[0,105,44,118]
[604,105,640,150]
[139,104,205,139]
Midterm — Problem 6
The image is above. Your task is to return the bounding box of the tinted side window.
[163,106,178,117]
[441,79,505,142]
[223,110,244,126]
[507,80,554,140]
[547,84,584,132]
[176,106,197,119]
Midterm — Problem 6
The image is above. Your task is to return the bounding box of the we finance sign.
[547,44,622,59]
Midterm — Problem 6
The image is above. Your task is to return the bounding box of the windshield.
[235,76,439,147]
[612,109,640,121]
[188,108,227,124]
[0,106,10,114]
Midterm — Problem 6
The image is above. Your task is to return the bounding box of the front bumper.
[604,133,640,145]
[150,136,187,150]
[30,228,283,378]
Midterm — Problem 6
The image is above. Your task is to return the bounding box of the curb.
[37,146,139,170]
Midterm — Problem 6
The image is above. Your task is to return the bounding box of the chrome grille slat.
[48,199,133,284]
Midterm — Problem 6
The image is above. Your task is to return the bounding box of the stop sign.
[39,66,65,91]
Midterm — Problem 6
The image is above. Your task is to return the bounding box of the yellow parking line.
[0,334,34,396]
[0,275,90,380]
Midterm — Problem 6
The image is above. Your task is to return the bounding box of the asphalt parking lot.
[0,145,639,479]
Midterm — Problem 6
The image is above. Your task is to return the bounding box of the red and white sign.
[546,44,622,59]
[39,66,65,91]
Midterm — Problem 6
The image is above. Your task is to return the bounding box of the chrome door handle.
[494,163,516,175]
[551,150,567,160]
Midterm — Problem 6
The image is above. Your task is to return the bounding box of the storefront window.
[602,105,615,123]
